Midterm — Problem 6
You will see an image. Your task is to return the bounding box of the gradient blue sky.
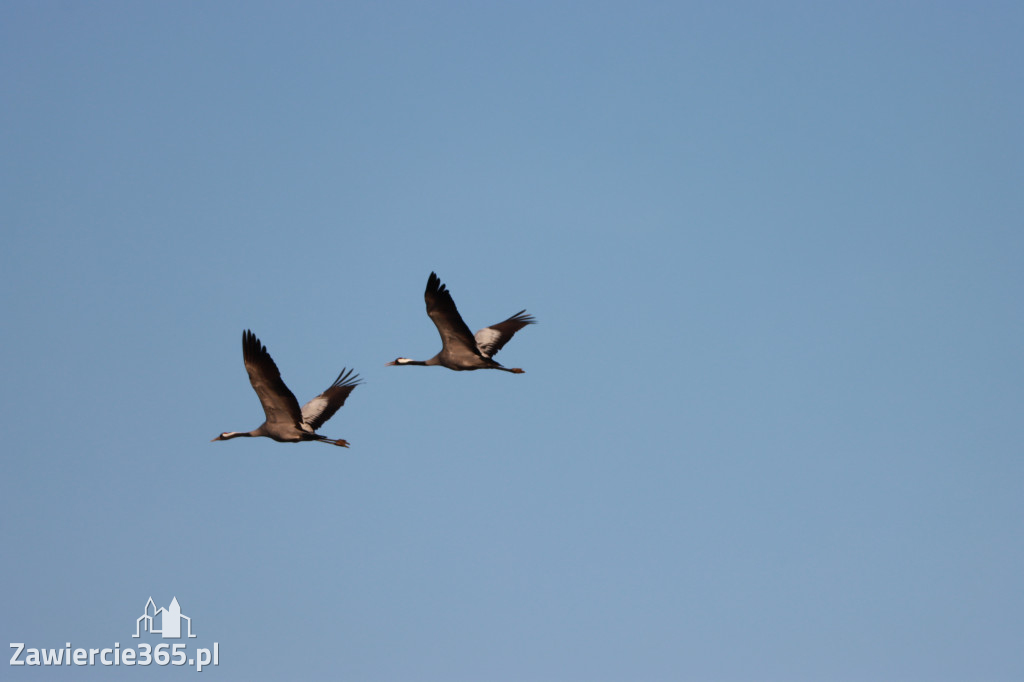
[2,2,1022,680]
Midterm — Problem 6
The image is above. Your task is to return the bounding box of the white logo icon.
[133,597,196,639]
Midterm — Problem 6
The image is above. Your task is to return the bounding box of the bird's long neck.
[220,431,256,440]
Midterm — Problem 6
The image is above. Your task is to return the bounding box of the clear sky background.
[2,2,1022,680]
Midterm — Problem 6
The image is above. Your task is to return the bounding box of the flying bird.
[213,330,361,447]
[387,271,535,373]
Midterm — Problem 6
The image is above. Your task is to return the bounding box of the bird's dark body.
[432,351,505,371]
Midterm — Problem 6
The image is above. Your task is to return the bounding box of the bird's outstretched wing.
[301,368,361,431]
[424,272,481,357]
[242,330,303,428]
[475,310,536,358]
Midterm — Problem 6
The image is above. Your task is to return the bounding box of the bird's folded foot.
[333,439,350,448]
[510,368,525,374]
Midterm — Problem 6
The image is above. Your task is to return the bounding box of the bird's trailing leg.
[492,363,526,374]
[312,436,350,447]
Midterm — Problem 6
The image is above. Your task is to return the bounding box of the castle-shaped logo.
[133,597,197,639]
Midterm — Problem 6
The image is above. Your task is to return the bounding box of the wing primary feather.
[475,310,536,358]
[301,368,362,431]
[424,271,481,357]
[242,329,303,426]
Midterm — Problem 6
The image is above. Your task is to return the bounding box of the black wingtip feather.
[329,367,363,390]
[426,271,446,297]
[509,310,537,325]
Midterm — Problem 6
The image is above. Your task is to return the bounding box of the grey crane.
[213,330,361,447]
[387,271,535,373]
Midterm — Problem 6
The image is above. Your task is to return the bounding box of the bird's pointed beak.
[385,360,397,366]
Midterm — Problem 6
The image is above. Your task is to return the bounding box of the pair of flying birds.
[213,272,535,448]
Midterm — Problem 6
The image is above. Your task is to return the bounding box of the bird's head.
[386,358,413,366]
[211,432,233,441]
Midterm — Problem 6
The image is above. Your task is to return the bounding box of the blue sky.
[2,2,1022,680]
